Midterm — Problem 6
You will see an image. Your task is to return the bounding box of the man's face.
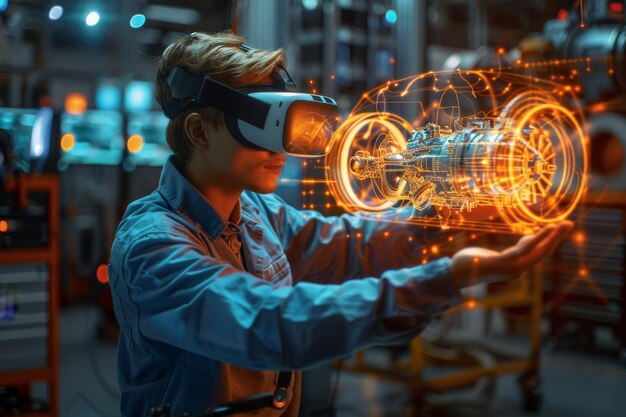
[202,122,286,194]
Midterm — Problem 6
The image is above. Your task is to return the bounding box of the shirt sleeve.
[255,193,450,284]
[117,230,462,371]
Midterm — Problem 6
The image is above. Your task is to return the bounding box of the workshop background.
[1,0,625,416]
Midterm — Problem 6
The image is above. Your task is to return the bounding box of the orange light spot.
[325,203,331,208]
[389,57,395,64]
[431,245,439,255]
[356,232,362,238]
[579,268,588,277]
[590,103,606,113]
[473,257,479,264]
[384,231,390,237]
[573,231,585,245]
[497,47,505,55]
[0,220,8,233]
[96,264,109,284]
[470,234,477,239]
[309,204,314,209]
[64,93,88,115]
[421,259,427,264]
[466,300,477,308]
[408,236,413,242]
[61,133,75,152]
[127,134,144,154]
[421,248,427,254]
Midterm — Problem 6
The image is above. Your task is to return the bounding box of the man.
[108,31,572,417]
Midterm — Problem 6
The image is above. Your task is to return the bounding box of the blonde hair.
[155,31,287,162]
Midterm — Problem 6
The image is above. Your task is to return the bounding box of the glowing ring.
[504,103,587,226]
[327,113,412,212]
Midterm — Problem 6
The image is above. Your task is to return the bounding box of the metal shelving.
[0,175,59,417]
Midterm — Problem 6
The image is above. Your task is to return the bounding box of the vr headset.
[162,58,339,157]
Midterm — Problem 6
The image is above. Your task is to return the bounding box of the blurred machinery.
[57,110,124,297]
[0,107,57,247]
[441,0,626,359]
[0,111,59,416]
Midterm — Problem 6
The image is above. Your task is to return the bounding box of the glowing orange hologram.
[326,70,588,234]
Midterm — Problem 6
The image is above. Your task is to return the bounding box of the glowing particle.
[96,264,109,284]
[127,134,144,153]
[0,220,8,233]
[61,133,75,152]
[573,231,585,245]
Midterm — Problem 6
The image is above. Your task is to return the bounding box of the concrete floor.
[53,304,626,417]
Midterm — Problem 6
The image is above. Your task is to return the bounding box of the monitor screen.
[59,110,124,168]
[0,107,53,173]
[124,111,171,169]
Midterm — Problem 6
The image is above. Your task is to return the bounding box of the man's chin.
[247,181,279,194]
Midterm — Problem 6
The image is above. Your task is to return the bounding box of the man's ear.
[184,113,211,150]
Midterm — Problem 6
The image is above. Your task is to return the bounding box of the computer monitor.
[0,107,54,173]
[59,110,124,169]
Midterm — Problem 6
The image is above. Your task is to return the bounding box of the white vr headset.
[162,63,339,157]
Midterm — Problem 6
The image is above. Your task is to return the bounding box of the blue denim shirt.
[108,156,462,417]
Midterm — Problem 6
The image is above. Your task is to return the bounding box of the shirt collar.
[158,155,228,241]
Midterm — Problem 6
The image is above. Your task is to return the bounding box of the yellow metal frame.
[340,261,543,406]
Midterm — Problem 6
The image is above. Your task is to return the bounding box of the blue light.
[124,81,153,112]
[0,0,8,13]
[48,5,63,20]
[130,14,146,29]
[385,9,397,24]
[86,11,100,26]
[96,84,121,110]
[302,0,319,10]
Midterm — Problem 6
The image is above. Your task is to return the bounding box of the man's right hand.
[450,221,574,288]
